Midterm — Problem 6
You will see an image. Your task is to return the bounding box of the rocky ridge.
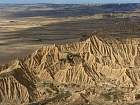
[1,34,140,104]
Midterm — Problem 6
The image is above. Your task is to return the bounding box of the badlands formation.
[0,34,140,105]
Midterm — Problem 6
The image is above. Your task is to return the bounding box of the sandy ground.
[0,7,140,64]
[0,15,105,64]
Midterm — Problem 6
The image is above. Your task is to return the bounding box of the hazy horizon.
[0,0,140,4]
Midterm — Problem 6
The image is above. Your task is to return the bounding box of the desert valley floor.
[0,3,140,105]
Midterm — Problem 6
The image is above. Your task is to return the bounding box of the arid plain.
[0,4,140,64]
[0,3,140,105]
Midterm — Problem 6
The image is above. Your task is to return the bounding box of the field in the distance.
[0,3,140,64]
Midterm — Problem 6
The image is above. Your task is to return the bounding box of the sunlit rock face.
[1,35,140,104]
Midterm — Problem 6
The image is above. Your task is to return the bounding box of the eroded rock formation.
[1,35,140,104]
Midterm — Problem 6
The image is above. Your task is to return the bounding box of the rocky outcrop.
[1,34,140,104]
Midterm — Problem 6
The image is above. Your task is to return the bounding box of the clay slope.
[1,35,140,104]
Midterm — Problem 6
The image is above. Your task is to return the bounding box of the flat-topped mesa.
[1,34,140,103]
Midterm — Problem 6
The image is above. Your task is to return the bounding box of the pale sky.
[0,0,140,4]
